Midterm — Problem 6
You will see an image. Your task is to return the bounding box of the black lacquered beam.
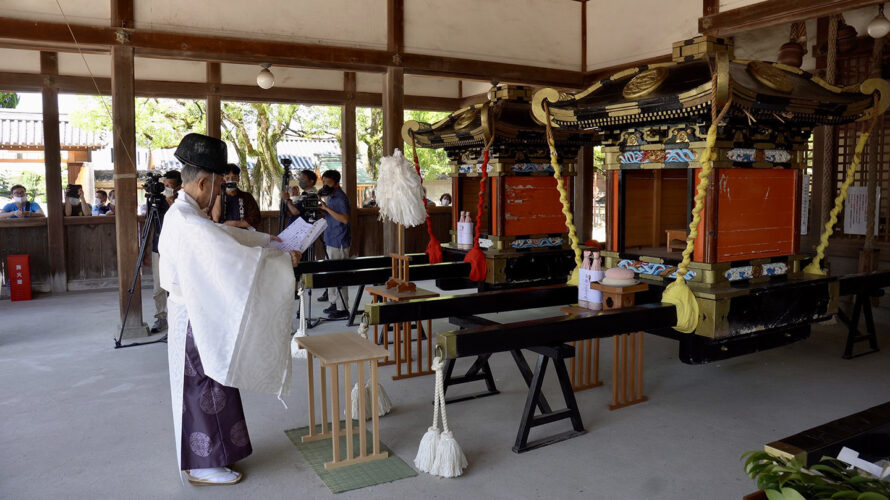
[364,284,577,325]
[436,303,678,359]
[837,270,890,296]
[303,262,471,289]
[295,252,429,276]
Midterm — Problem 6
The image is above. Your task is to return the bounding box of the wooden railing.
[0,206,454,295]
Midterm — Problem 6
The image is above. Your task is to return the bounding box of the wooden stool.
[665,229,687,252]
[590,282,649,410]
[367,285,439,380]
[296,332,390,470]
[559,305,603,391]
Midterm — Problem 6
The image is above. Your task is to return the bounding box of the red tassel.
[425,216,443,264]
[464,244,487,281]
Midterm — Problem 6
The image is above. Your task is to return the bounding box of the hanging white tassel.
[351,315,392,419]
[376,149,427,228]
[291,283,308,359]
[419,356,467,478]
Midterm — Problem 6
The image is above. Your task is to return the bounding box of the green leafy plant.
[743,450,890,500]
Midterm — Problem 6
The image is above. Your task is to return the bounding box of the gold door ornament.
[622,67,669,99]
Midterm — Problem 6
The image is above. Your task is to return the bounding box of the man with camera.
[63,185,92,216]
[211,164,262,231]
[281,169,319,222]
[146,170,182,333]
[1,184,45,218]
[318,169,351,319]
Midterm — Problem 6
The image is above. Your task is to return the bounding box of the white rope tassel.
[351,315,392,419]
[425,356,467,478]
[376,149,427,228]
[414,357,442,473]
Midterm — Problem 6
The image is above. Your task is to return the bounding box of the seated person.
[1,185,45,219]
[211,163,262,231]
[92,190,113,216]
[64,185,92,216]
[439,193,452,206]
[108,189,116,213]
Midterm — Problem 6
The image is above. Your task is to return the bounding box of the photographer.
[211,164,261,231]
[281,169,318,222]
[145,170,182,333]
[63,185,91,216]
[318,169,351,319]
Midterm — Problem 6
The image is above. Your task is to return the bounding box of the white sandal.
[184,467,243,486]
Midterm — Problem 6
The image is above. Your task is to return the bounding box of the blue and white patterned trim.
[458,164,494,174]
[724,262,788,281]
[511,163,555,174]
[511,237,564,249]
[617,148,696,165]
[618,259,696,280]
[726,148,792,163]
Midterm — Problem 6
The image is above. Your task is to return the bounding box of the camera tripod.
[296,239,349,334]
[115,194,167,349]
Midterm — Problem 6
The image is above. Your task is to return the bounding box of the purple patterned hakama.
[180,323,252,470]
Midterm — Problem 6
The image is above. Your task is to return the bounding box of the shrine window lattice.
[831,49,890,241]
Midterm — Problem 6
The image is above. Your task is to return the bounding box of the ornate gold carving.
[747,61,793,94]
[622,68,669,99]
[454,109,477,130]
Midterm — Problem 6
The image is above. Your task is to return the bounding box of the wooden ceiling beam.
[700,0,885,36]
[0,16,582,88]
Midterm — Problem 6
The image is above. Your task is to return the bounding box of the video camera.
[143,173,166,208]
[299,191,322,223]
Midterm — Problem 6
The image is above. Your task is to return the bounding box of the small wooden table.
[296,332,390,470]
[666,229,687,252]
[559,305,603,392]
[590,282,650,411]
[367,285,439,380]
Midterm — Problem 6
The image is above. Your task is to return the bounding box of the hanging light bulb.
[868,4,890,39]
[256,63,275,89]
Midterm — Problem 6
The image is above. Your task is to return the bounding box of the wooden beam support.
[0,17,582,88]
[342,72,359,254]
[581,0,587,73]
[40,52,66,293]
[382,66,404,255]
[388,0,404,55]
[206,62,221,138]
[703,0,719,16]
[700,0,885,36]
[574,145,594,243]
[110,0,134,28]
[111,44,148,338]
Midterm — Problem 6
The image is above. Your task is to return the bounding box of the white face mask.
[163,187,175,198]
[94,197,102,205]
[69,197,80,204]
[13,195,25,203]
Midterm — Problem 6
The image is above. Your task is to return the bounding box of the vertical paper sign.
[801,174,810,235]
[843,186,881,236]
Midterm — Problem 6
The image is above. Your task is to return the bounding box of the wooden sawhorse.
[367,285,439,380]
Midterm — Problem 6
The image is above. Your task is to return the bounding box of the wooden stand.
[367,285,439,379]
[559,305,603,391]
[297,332,390,470]
[590,282,649,410]
[385,224,416,292]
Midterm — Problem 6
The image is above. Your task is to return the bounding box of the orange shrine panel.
[503,176,569,236]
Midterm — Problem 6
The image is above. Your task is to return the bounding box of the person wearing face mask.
[158,133,300,486]
[63,185,91,216]
[280,185,301,225]
[211,164,261,231]
[108,189,116,213]
[1,184,45,219]
[280,169,318,222]
[317,169,351,319]
[146,169,182,334]
[92,190,112,216]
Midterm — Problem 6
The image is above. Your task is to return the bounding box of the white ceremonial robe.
[159,191,295,467]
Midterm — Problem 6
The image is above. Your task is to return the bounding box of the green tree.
[0,92,19,109]
[404,110,450,180]
[71,96,205,149]
[357,107,383,180]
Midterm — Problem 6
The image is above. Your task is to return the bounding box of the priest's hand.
[270,235,282,242]
[289,250,302,267]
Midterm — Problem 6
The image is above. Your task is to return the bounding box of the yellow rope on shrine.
[662,80,732,334]
[804,105,879,275]
[543,102,583,286]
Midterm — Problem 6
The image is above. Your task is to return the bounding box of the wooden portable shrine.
[403,85,595,288]
[532,36,890,342]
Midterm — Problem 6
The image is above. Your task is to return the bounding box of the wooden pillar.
[206,62,221,138]
[112,44,148,337]
[580,0,587,73]
[574,145,594,243]
[382,0,405,256]
[40,52,66,293]
[342,72,359,255]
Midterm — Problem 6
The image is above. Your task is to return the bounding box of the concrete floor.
[2,283,889,500]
